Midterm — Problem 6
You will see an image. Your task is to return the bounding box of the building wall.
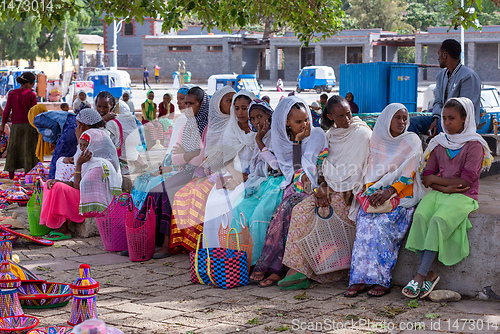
[323,46,346,82]
[242,48,259,75]
[475,43,500,81]
[142,38,232,82]
[283,47,299,81]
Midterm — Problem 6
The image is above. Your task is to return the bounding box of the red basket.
[95,194,128,252]
[125,194,156,262]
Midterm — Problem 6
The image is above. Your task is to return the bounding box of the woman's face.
[122,94,129,102]
[287,106,310,136]
[345,93,353,102]
[177,93,186,112]
[79,138,89,152]
[75,120,89,139]
[163,94,171,104]
[147,92,154,101]
[95,97,112,117]
[79,92,87,101]
[327,101,352,129]
[249,108,271,131]
[389,109,408,137]
[185,94,201,116]
[234,97,250,124]
[220,92,235,115]
[442,106,466,134]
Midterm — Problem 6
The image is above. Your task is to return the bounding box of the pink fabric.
[172,126,207,166]
[422,141,483,201]
[40,182,91,229]
[2,89,37,125]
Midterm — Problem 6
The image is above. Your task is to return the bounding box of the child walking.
[402,97,492,299]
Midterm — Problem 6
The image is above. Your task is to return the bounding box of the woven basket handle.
[194,233,217,286]
[146,196,155,214]
[239,212,248,230]
[117,193,129,206]
[315,206,334,220]
[124,193,135,212]
[226,227,241,250]
[220,213,229,229]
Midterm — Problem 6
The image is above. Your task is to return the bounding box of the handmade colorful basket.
[0,233,17,244]
[27,326,73,334]
[0,315,39,333]
[17,282,72,309]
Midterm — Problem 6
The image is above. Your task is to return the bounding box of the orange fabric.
[365,172,415,198]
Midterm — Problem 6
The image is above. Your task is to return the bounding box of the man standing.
[408,39,481,136]
[6,71,14,93]
[143,67,151,90]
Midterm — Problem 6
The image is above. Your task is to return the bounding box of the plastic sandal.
[43,231,72,241]
[367,285,391,297]
[420,276,440,299]
[344,285,371,298]
[402,279,421,299]
[278,272,308,288]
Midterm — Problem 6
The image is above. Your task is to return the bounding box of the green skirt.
[4,123,39,173]
[406,191,478,266]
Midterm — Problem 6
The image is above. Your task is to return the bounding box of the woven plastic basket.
[95,194,128,252]
[27,181,51,236]
[217,213,230,247]
[297,206,356,275]
[227,213,253,271]
[125,194,155,262]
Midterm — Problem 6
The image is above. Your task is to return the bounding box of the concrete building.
[415,25,500,82]
[102,18,164,68]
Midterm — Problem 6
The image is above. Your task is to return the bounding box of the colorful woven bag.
[190,229,249,289]
[125,194,156,262]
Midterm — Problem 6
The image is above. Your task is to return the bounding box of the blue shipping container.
[389,65,418,113]
[339,62,418,114]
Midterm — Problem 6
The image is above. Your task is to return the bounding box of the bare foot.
[367,284,390,297]
[344,284,366,297]
[258,274,282,287]
[249,271,265,282]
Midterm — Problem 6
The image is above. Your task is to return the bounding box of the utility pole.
[62,20,67,74]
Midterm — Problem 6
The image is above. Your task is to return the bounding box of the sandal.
[367,285,391,297]
[402,280,421,299]
[258,274,282,288]
[43,231,72,241]
[344,284,371,298]
[278,272,308,288]
[249,272,265,284]
[279,279,310,290]
[420,276,440,299]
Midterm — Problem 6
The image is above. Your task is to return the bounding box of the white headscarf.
[363,103,424,208]
[205,86,236,159]
[165,84,196,154]
[422,97,492,172]
[73,90,91,111]
[77,129,122,213]
[107,100,141,161]
[221,90,257,172]
[271,96,327,189]
[323,116,372,219]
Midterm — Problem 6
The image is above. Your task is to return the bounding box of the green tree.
[346,0,414,31]
[0,12,89,65]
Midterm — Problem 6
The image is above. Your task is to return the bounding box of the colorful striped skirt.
[169,178,214,253]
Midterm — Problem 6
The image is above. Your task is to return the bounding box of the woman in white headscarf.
[281,95,372,289]
[168,86,236,255]
[200,90,257,248]
[403,97,492,299]
[41,128,121,239]
[250,96,328,288]
[345,103,424,298]
[72,90,91,113]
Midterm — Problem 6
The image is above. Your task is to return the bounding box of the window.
[382,46,387,61]
[207,45,223,52]
[301,47,315,67]
[168,46,192,52]
[346,46,363,63]
[124,23,134,36]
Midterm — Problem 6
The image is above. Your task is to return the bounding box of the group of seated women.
[42,83,491,298]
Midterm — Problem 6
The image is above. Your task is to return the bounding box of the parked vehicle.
[296,66,336,94]
[86,69,132,99]
[207,74,260,97]
[422,84,500,134]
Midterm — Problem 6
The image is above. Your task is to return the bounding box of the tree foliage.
[0,12,88,63]
[346,0,414,31]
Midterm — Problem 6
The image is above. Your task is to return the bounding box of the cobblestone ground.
[9,236,499,334]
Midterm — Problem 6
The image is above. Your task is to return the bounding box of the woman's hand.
[155,166,173,176]
[0,123,5,136]
[301,173,311,193]
[422,174,436,188]
[172,143,185,155]
[62,157,74,164]
[316,194,331,207]
[46,179,59,190]
[242,172,249,182]
[295,125,311,142]
[223,177,240,190]
[102,112,116,122]
[255,120,270,142]
[76,150,92,166]
[368,188,394,207]
[444,184,470,194]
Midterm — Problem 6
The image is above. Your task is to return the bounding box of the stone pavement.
[8,234,500,334]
